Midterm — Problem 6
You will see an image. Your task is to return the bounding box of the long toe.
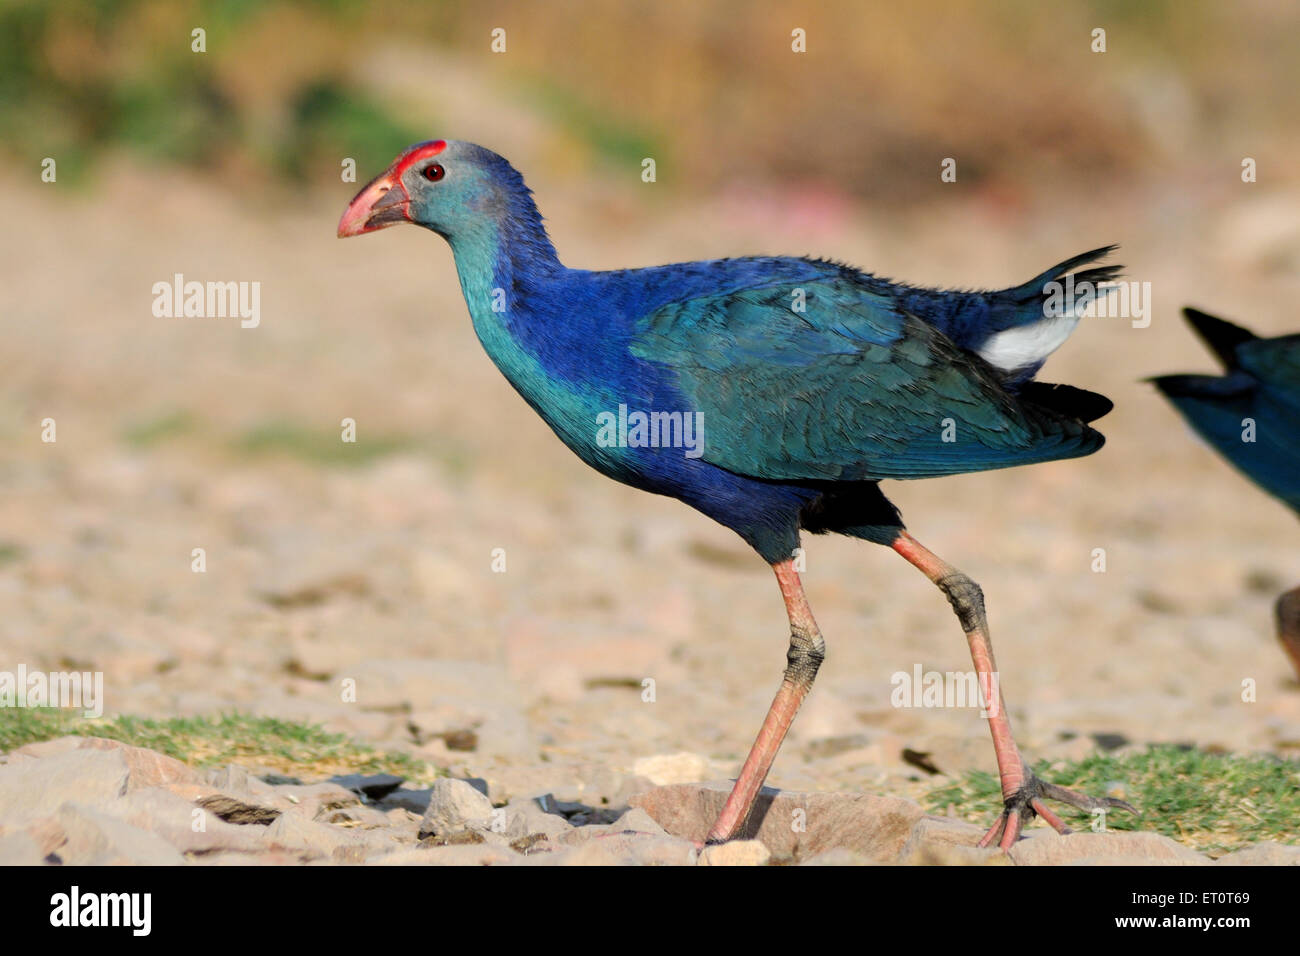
[980,774,1138,850]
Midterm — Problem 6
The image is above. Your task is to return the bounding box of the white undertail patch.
[976,314,1081,372]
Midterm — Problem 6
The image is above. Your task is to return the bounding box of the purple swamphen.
[1152,308,1300,680]
[338,140,1135,848]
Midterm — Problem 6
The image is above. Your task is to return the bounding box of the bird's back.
[531,251,1116,484]
[459,237,1118,496]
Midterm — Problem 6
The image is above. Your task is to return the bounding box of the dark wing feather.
[631,278,1103,482]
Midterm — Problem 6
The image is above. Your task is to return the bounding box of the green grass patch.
[529,79,661,170]
[0,709,439,784]
[231,419,472,476]
[121,410,201,449]
[278,80,429,184]
[925,746,1300,854]
[232,421,413,466]
[121,413,470,476]
[0,1,414,186]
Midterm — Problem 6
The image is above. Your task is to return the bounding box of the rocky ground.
[2,161,1300,864]
[5,736,1297,865]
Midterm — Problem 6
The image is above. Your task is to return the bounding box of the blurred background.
[3,0,1300,808]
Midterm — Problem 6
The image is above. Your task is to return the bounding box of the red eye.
[423,163,445,182]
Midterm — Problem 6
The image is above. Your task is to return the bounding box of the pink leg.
[891,531,1134,848]
[706,559,823,844]
[891,533,1023,797]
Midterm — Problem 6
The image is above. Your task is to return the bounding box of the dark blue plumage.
[340,143,1119,564]
[1153,308,1300,516]
[474,248,1119,561]
[339,140,1133,846]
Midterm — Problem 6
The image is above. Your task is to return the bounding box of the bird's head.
[337,139,517,241]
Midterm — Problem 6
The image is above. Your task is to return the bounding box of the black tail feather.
[1020,381,1114,423]
[1183,307,1256,369]
[1014,245,1122,303]
[1072,264,1125,287]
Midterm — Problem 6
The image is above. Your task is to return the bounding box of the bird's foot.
[977,773,1137,851]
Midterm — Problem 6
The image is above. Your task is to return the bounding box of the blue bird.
[339,140,1134,848]
[1152,308,1300,679]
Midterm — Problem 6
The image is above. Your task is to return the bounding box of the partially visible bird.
[1152,308,1300,679]
[338,140,1134,848]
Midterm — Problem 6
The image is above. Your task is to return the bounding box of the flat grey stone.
[1214,842,1300,866]
[631,781,925,862]
[101,787,269,856]
[52,803,186,866]
[1008,831,1210,866]
[0,831,45,865]
[0,749,130,824]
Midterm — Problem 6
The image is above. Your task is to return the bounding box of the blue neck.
[445,188,579,419]
[447,182,563,316]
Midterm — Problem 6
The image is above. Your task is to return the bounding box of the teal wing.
[1238,334,1300,416]
[630,279,1103,481]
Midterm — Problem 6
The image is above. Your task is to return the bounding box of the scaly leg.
[706,559,823,844]
[892,531,1136,849]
